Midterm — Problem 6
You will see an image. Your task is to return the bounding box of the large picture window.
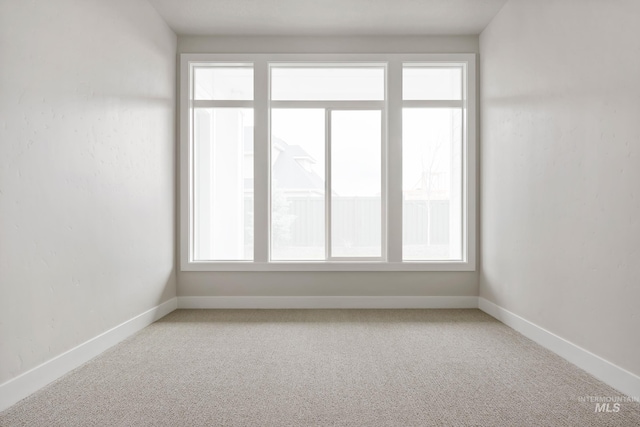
[180,54,476,271]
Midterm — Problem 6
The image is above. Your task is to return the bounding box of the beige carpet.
[1,309,638,426]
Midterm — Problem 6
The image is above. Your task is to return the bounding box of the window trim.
[180,53,476,272]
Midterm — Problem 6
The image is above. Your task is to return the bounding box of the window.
[189,65,254,261]
[402,65,464,261]
[269,66,385,261]
[180,54,476,271]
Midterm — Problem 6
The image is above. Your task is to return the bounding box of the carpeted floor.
[1,309,638,426]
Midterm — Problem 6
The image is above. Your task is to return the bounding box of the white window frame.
[180,53,476,271]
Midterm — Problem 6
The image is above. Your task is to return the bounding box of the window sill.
[181,261,475,272]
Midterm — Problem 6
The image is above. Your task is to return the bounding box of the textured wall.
[178,35,479,298]
[0,0,177,384]
[480,0,640,376]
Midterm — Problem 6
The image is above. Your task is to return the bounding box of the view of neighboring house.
[243,129,325,198]
[242,128,451,257]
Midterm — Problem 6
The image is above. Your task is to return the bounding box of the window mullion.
[270,100,384,109]
[192,100,254,108]
[387,60,403,262]
[325,108,332,260]
[254,60,269,262]
[402,100,463,108]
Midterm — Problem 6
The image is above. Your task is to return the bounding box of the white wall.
[178,35,479,54]
[180,271,477,297]
[480,0,640,376]
[0,0,177,385]
[178,35,479,298]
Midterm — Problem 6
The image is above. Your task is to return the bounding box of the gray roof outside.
[244,129,324,191]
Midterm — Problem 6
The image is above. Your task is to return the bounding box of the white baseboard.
[478,297,640,399]
[177,295,479,309]
[0,297,178,412]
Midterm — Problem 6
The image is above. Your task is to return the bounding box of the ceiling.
[148,0,508,36]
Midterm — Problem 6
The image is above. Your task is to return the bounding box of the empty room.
[1,0,639,425]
